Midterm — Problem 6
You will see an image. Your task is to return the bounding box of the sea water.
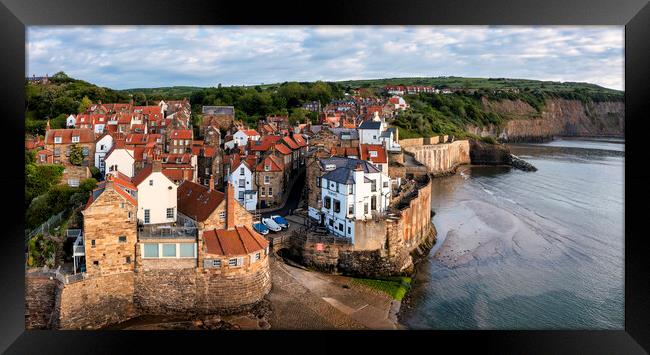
[400,137,624,329]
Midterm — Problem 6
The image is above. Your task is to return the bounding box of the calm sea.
[400,137,624,329]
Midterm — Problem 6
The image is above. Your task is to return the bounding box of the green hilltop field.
[25,72,623,140]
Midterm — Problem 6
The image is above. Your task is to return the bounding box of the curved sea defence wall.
[402,140,470,175]
[25,254,271,329]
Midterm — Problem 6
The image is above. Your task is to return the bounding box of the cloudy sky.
[27,26,624,90]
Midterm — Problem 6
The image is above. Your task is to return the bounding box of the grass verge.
[352,276,412,301]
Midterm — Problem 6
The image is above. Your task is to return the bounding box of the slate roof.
[320,157,380,184]
[202,106,235,115]
[330,128,359,140]
[358,120,382,130]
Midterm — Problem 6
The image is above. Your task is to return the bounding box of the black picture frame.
[1,0,648,353]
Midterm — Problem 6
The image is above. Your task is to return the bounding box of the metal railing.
[138,225,198,239]
[25,211,65,242]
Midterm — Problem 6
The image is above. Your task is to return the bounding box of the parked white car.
[262,217,282,232]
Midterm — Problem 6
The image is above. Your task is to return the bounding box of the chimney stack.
[152,159,162,173]
[226,182,235,230]
[209,175,215,191]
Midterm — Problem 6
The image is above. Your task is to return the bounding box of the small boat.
[262,218,282,232]
[270,215,290,229]
[253,222,269,235]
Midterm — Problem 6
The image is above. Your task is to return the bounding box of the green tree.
[78,95,92,113]
[79,178,98,192]
[69,144,84,166]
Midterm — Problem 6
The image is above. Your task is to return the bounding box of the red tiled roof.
[177,180,224,222]
[162,168,192,182]
[203,226,268,256]
[256,154,284,172]
[281,136,299,150]
[330,146,359,157]
[45,128,94,144]
[291,133,307,148]
[359,144,388,164]
[274,143,291,155]
[241,129,260,137]
[169,129,193,140]
[131,165,154,186]
[249,135,281,152]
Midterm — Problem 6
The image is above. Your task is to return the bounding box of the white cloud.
[26,25,624,90]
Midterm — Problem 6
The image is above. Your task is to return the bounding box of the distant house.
[255,154,285,208]
[228,158,258,211]
[359,144,388,174]
[104,143,136,178]
[94,133,114,174]
[358,112,401,152]
[66,114,76,128]
[232,129,261,149]
[388,96,408,111]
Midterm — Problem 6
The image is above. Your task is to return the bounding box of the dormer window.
[264,165,270,172]
[176,158,182,163]
[72,136,80,143]
[370,151,378,157]
[54,137,62,144]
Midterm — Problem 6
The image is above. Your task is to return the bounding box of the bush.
[481,136,498,145]
[89,166,102,180]
[79,178,97,192]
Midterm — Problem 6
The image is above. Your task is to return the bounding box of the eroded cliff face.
[467,98,624,142]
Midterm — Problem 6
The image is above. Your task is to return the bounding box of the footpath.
[266,256,400,330]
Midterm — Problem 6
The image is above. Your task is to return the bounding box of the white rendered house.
[133,162,178,225]
[317,157,391,243]
[104,147,136,178]
[228,161,258,211]
[66,114,76,128]
[94,133,114,174]
[232,129,260,149]
[358,112,401,152]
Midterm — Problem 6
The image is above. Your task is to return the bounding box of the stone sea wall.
[25,257,272,329]
[134,258,271,315]
[403,140,471,175]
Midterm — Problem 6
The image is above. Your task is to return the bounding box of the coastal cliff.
[467,98,624,142]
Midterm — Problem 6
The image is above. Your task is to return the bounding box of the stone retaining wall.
[403,140,470,174]
[134,258,271,315]
[25,274,58,329]
[26,257,272,329]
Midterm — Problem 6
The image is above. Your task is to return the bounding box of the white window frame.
[54,137,62,144]
[264,175,270,185]
[166,208,174,219]
[72,136,80,143]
